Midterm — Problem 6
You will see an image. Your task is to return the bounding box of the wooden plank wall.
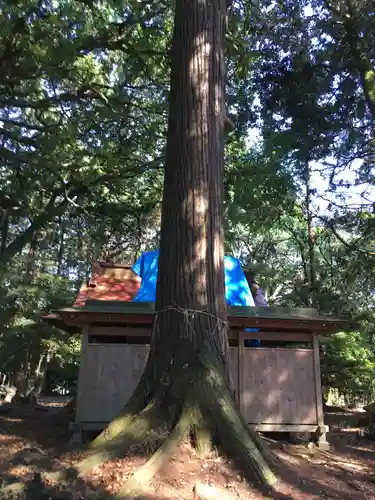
[241,348,317,425]
[79,344,238,423]
[79,344,148,422]
[78,335,317,426]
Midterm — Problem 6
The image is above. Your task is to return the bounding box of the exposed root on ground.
[117,402,192,498]
[193,422,213,456]
[75,351,277,492]
[77,391,169,474]
[89,371,152,449]
[201,357,277,485]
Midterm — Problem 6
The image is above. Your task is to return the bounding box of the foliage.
[0,0,373,403]
[321,331,375,404]
[0,0,170,391]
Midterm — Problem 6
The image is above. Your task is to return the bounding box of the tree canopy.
[0,0,374,406]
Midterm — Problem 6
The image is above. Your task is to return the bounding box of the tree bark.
[0,210,8,256]
[77,0,276,493]
[57,216,65,276]
[152,0,230,387]
[304,162,317,309]
[0,182,88,266]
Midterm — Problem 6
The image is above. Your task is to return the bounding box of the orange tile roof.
[73,262,141,307]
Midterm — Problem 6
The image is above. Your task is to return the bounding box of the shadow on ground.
[0,402,375,499]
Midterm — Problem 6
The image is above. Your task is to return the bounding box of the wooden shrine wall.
[76,327,318,428]
[241,348,316,425]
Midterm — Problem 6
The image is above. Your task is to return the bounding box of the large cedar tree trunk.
[78,0,275,493]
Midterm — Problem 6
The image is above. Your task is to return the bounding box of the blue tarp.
[131,249,255,306]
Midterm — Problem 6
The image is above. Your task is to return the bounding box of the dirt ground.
[0,399,374,499]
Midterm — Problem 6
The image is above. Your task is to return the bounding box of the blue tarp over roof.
[131,250,255,307]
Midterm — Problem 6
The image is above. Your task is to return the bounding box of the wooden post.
[313,335,329,449]
[70,326,89,445]
[238,330,245,414]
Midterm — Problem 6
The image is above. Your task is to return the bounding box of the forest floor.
[0,398,374,499]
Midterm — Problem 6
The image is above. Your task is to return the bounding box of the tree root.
[90,357,174,450]
[77,392,168,474]
[216,399,277,486]
[79,350,277,491]
[89,373,150,449]
[116,403,192,498]
[200,359,277,486]
[193,423,212,456]
[191,404,213,456]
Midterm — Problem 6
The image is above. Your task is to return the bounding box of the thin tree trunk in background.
[133,216,143,265]
[32,352,50,398]
[304,162,317,308]
[12,235,38,402]
[57,216,65,276]
[76,216,83,285]
[0,198,64,266]
[282,223,310,304]
[0,211,8,257]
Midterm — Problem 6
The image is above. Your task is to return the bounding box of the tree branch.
[318,215,375,256]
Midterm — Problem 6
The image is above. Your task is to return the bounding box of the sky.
[246,126,374,218]
[242,3,374,219]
